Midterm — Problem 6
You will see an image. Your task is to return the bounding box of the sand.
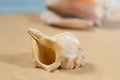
[0,14,120,80]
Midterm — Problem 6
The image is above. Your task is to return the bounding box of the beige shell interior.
[32,37,56,66]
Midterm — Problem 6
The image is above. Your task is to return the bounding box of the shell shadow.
[58,62,96,75]
[0,52,34,68]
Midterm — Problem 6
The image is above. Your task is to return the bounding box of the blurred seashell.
[28,28,85,71]
[46,0,97,20]
[40,11,93,29]
[45,0,110,26]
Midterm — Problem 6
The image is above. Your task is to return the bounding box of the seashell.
[45,0,108,26]
[28,28,85,71]
[46,0,97,20]
[40,10,93,29]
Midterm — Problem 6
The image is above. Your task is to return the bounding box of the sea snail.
[28,28,85,71]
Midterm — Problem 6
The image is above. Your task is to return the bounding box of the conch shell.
[28,28,85,71]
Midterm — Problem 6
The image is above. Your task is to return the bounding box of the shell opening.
[38,43,56,65]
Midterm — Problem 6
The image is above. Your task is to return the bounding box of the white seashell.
[40,10,93,29]
[28,28,85,71]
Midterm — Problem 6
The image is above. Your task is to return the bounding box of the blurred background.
[0,0,119,21]
[0,0,46,14]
